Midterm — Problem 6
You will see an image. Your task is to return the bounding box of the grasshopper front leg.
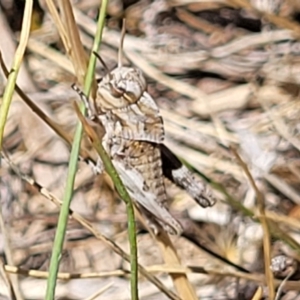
[72,84,105,175]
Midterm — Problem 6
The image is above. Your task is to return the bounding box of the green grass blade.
[45,1,109,299]
[74,98,138,299]
[0,2,33,299]
[0,0,33,150]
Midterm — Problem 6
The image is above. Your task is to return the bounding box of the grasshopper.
[75,26,216,235]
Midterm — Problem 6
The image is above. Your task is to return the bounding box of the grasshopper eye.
[123,91,139,103]
[123,80,144,103]
[109,83,125,98]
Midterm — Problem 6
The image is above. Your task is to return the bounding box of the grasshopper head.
[96,66,147,111]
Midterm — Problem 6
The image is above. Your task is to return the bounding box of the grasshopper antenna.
[118,19,126,68]
[92,51,113,81]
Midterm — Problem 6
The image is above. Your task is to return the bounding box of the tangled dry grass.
[1,0,300,299]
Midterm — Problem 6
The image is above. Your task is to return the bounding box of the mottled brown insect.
[78,28,216,235]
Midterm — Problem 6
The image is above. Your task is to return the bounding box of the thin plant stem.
[45,1,109,299]
[0,2,33,299]
[230,146,274,299]
[74,102,138,300]
[0,0,33,150]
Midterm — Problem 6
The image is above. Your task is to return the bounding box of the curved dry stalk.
[230,146,275,299]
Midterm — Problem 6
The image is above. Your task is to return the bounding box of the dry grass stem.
[230,147,275,299]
